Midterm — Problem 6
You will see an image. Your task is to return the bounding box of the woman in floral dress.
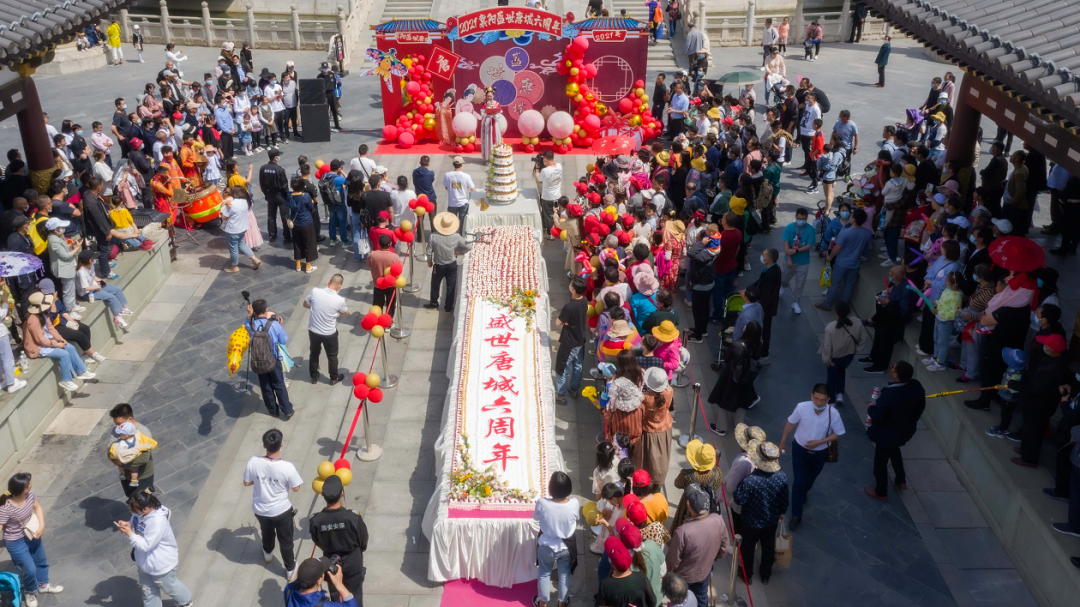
[658,210,686,292]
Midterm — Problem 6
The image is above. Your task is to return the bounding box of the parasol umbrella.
[591,135,637,156]
[0,251,43,278]
[988,236,1045,273]
[715,71,762,86]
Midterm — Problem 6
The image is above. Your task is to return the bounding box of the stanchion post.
[390,288,412,339]
[403,244,422,293]
[380,337,399,387]
[677,382,703,447]
[356,403,383,461]
[722,534,743,605]
[414,220,429,262]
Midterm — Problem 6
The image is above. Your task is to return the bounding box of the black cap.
[78,250,97,262]
[322,475,343,501]
[297,557,331,588]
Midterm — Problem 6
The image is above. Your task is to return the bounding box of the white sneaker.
[114,315,128,328]
[6,379,26,393]
[880,259,897,267]
[120,308,134,316]
[927,362,946,372]
[84,357,96,366]
[73,305,86,312]
[263,550,273,563]
[25,594,37,607]
[836,394,845,404]
[93,352,107,363]
[744,262,751,271]
[37,584,63,594]
[286,566,297,581]
[70,312,83,321]
[921,357,935,366]
[76,371,96,381]
[915,347,929,356]
[759,356,771,365]
[792,302,802,314]
[58,381,78,392]
[779,287,786,298]
[880,246,888,252]
[878,253,891,260]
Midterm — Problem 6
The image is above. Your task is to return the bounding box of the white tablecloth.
[422,229,562,588]
[463,193,544,232]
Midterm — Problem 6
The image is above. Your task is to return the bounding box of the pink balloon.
[405,81,421,96]
[572,35,590,53]
[398,131,415,148]
[517,109,546,138]
[452,113,478,138]
[547,111,575,139]
[382,125,398,142]
[618,98,633,114]
[583,114,601,133]
[585,63,598,78]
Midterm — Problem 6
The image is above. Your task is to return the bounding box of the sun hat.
[656,151,670,165]
[903,164,916,183]
[707,107,721,120]
[607,319,635,339]
[582,501,604,535]
[930,112,947,123]
[27,292,48,315]
[686,439,717,472]
[651,320,679,343]
[605,536,633,571]
[37,279,56,294]
[991,218,1013,234]
[641,189,655,200]
[685,484,712,514]
[633,269,659,296]
[433,212,459,235]
[374,165,388,175]
[734,423,767,451]
[1036,333,1067,353]
[939,179,960,196]
[632,469,651,488]
[625,501,648,525]
[1001,347,1027,370]
[607,377,644,413]
[44,217,69,231]
[644,367,669,393]
[746,439,782,473]
[938,92,949,101]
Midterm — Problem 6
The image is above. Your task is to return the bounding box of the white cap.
[992,218,1013,234]
[44,217,70,231]
[133,24,140,29]
[947,216,970,229]
[287,60,295,67]
[374,165,388,174]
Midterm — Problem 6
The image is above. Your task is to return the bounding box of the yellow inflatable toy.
[227,326,249,376]
[581,386,599,409]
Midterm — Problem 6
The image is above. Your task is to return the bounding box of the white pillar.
[246,3,257,47]
[337,5,350,68]
[201,2,214,46]
[698,0,707,31]
[120,9,131,43]
[840,0,852,43]
[745,1,756,47]
[795,0,804,40]
[291,5,302,51]
[160,0,172,45]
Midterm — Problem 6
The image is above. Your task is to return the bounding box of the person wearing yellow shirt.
[631,469,669,524]
[106,21,123,66]
[109,197,156,251]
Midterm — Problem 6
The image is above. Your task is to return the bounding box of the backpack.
[0,571,20,607]
[318,173,343,206]
[754,180,774,211]
[248,318,277,375]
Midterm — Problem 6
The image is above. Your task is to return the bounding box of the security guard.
[308,475,368,605]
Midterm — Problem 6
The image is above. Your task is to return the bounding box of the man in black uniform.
[317,62,342,132]
[259,148,292,243]
[309,475,368,605]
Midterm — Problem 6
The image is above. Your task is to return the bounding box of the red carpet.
[440,579,535,607]
[375,136,597,156]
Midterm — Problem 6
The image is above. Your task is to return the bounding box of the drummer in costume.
[179,133,202,187]
[309,475,369,604]
[479,87,503,161]
[150,165,180,224]
[434,90,456,147]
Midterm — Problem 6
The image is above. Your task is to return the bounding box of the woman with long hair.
[345,169,369,261]
[0,473,63,606]
[434,90,456,146]
[639,367,674,485]
[225,159,262,250]
[288,176,318,273]
[613,349,645,388]
[820,300,868,404]
[479,87,503,161]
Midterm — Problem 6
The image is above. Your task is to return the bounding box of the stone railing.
[684,0,890,47]
[116,0,374,67]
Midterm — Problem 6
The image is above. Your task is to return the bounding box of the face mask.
[1037,278,1044,288]
[813,404,828,413]
[840,211,851,219]
[121,104,128,111]
[1045,347,1053,356]
[796,219,807,227]
[206,80,212,85]
[320,67,329,73]
[75,130,83,136]
[759,255,766,265]
[270,80,276,85]
[969,234,976,244]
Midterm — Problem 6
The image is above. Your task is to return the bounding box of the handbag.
[819,263,832,287]
[824,406,839,463]
[774,519,793,568]
[355,229,372,256]
[22,510,40,541]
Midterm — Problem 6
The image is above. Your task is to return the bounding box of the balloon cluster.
[584,163,605,186]
[360,304,394,338]
[312,458,352,494]
[381,54,434,149]
[616,83,662,138]
[350,371,385,403]
[579,205,633,246]
[408,194,436,217]
[555,36,602,151]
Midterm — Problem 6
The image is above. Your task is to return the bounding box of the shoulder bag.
[824,406,839,463]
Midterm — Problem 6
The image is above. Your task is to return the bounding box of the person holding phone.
[115,492,192,607]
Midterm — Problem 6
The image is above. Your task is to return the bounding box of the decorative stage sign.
[593,30,627,42]
[427,46,462,81]
[454,8,564,38]
[397,32,429,44]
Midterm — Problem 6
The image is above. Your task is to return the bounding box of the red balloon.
[424,201,435,213]
[390,262,403,276]
[353,384,369,400]
[423,72,432,81]
[464,142,475,153]
[455,144,464,153]
[579,105,592,116]
[618,98,632,114]
[334,458,351,470]
[415,65,425,75]
[401,231,415,243]
[408,199,418,209]
[550,226,562,238]
[583,137,594,146]
[398,132,415,148]
[583,114,601,132]
[417,54,426,62]
[634,79,645,89]
[382,125,398,142]
[405,81,421,96]
[378,313,393,328]
[368,388,384,403]
[353,372,367,386]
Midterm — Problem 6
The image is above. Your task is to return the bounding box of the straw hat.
[607,319,634,340]
[686,439,717,472]
[734,423,767,451]
[27,292,49,315]
[903,163,916,184]
[746,439,782,473]
[656,151,670,165]
[433,212,460,236]
[651,320,679,343]
[607,377,644,413]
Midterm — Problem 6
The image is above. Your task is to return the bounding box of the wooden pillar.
[16,77,55,194]
[944,73,981,169]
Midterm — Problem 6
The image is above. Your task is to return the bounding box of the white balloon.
[517,109,546,138]
[452,112,478,138]
[497,114,508,135]
[547,111,574,139]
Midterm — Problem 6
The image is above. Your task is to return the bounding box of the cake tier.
[491,176,517,185]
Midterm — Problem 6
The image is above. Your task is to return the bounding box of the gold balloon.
[370,306,382,316]
[590,255,600,268]
[585,93,595,101]
[560,230,569,241]
[630,115,642,127]
[573,124,582,133]
[366,373,381,389]
[424,96,432,104]
[371,325,385,339]
[574,94,583,103]
[605,205,617,215]
[640,94,649,103]
[596,103,608,116]
[635,87,645,97]
[312,478,325,494]
[314,159,325,169]
[416,207,427,217]
[586,163,596,172]
[586,305,597,319]
[402,58,413,67]
[401,220,413,232]
[570,67,580,76]
[335,469,353,486]
[424,117,436,131]
[317,461,335,479]
[594,297,606,312]
[395,276,407,288]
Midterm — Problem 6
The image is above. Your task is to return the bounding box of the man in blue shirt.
[831,110,859,177]
[284,557,359,607]
[245,299,294,419]
[780,208,817,314]
[817,207,871,310]
[666,82,689,139]
[213,94,237,159]
[412,155,437,234]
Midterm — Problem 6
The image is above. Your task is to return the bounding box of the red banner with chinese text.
[455,8,563,38]
[427,46,462,82]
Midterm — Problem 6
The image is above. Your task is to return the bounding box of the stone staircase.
[607,0,682,72]
[379,0,435,21]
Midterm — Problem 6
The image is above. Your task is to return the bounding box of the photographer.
[533,150,562,237]
[284,557,359,607]
[309,475,368,604]
[244,299,294,420]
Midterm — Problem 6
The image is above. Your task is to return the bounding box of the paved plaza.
[0,32,1069,607]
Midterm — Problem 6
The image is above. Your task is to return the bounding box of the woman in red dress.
[434,90,456,147]
[479,88,503,161]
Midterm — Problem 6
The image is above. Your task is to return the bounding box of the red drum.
[184,186,223,223]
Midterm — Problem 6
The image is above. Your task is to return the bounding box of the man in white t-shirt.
[778,384,846,530]
[304,273,350,384]
[243,428,303,579]
[349,144,377,177]
[264,74,288,143]
[533,151,562,238]
[443,156,476,233]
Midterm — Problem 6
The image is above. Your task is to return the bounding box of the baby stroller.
[813,200,830,250]
[710,292,746,371]
[896,109,925,141]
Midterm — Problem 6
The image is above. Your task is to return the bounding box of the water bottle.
[88,292,94,303]
[18,351,28,372]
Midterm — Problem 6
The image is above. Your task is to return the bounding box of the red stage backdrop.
[572,18,650,108]
[373,19,454,129]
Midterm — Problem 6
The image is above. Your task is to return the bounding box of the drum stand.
[171,202,202,248]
